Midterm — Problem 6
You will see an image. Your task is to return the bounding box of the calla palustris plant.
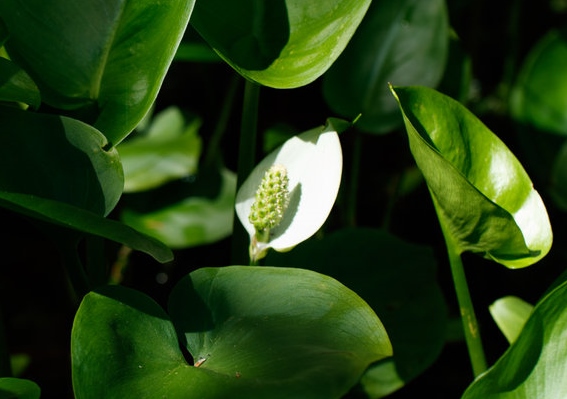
[235,119,344,263]
[391,85,552,268]
[71,266,392,399]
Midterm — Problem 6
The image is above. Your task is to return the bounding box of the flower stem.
[231,80,261,265]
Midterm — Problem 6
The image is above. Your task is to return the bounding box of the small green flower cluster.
[249,164,290,243]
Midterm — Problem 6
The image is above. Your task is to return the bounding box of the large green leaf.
[323,0,448,134]
[391,85,552,268]
[0,58,40,109]
[462,279,567,398]
[0,191,173,263]
[191,0,371,88]
[266,228,447,398]
[0,105,122,216]
[72,267,391,398]
[0,0,194,144]
[510,27,567,135]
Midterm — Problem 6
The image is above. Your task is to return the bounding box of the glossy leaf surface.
[0,106,122,216]
[191,0,371,88]
[0,192,172,263]
[72,267,391,398]
[392,86,552,268]
[463,280,567,398]
[118,106,202,193]
[510,28,567,135]
[267,228,447,398]
[323,0,448,133]
[0,58,40,108]
[0,0,194,144]
[489,296,533,344]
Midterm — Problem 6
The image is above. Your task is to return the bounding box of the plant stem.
[346,131,362,227]
[58,237,91,300]
[204,74,241,168]
[444,235,487,377]
[231,79,261,265]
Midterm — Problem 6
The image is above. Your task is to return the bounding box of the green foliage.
[267,228,447,397]
[0,378,40,399]
[191,0,372,88]
[0,1,565,398]
[72,267,391,399]
[0,0,195,145]
[392,85,552,268]
[323,0,449,133]
[463,280,567,398]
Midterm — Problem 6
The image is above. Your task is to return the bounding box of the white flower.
[235,120,344,263]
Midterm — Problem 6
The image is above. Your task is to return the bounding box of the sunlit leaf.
[323,0,448,133]
[0,0,195,144]
[462,280,567,398]
[118,106,202,193]
[489,296,533,344]
[191,0,372,88]
[391,85,552,268]
[72,267,392,398]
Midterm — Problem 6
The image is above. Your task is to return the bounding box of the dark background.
[2,1,567,397]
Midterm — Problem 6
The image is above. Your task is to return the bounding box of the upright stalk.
[443,231,487,377]
[346,132,362,227]
[58,237,91,300]
[231,80,261,265]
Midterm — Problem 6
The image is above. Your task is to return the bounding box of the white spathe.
[235,121,343,258]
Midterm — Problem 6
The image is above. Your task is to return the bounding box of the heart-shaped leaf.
[170,266,392,398]
[0,105,122,216]
[391,85,552,268]
[323,0,449,133]
[0,0,195,144]
[190,0,371,88]
[462,280,567,398]
[0,58,40,109]
[72,266,391,398]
